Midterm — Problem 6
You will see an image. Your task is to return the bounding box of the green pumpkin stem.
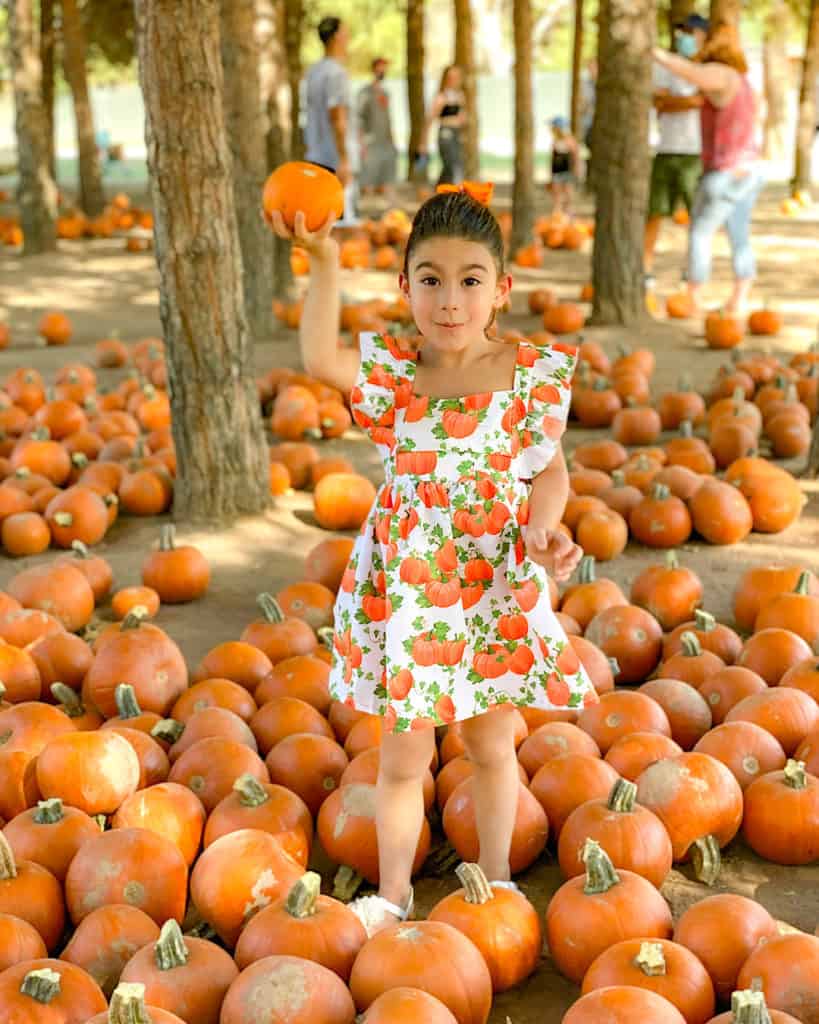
[456,862,495,905]
[691,834,721,886]
[114,684,143,720]
[694,610,716,633]
[0,834,17,880]
[679,420,693,438]
[20,968,61,1004]
[33,798,65,825]
[650,483,670,501]
[121,610,147,631]
[577,554,597,585]
[158,524,176,552]
[50,682,86,718]
[795,571,811,596]
[664,550,679,570]
[606,779,637,813]
[607,657,621,677]
[582,839,620,895]
[107,982,153,1024]
[680,631,702,658]
[784,759,807,790]
[635,941,667,976]
[154,919,190,971]
[285,872,322,918]
[234,773,270,807]
[730,987,773,1023]
[317,626,335,651]
[150,719,184,745]
[610,470,625,487]
[257,593,285,624]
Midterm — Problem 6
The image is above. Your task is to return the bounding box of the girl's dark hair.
[402,191,505,277]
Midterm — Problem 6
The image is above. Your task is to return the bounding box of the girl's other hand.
[525,526,583,582]
[265,209,338,258]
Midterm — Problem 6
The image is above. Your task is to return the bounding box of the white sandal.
[490,879,521,892]
[349,888,414,937]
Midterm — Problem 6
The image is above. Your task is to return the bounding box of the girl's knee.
[460,710,518,766]
[378,726,435,783]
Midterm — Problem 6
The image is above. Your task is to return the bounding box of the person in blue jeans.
[654,22,764,315]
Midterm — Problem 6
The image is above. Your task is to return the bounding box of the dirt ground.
[2,182,819,1020]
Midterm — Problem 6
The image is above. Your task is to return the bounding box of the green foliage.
[83,0,136,69]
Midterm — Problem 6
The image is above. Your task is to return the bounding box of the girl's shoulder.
[516,338,579,384]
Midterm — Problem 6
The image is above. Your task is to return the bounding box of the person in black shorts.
[549,117,581,217]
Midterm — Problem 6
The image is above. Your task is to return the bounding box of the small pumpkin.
[0,833,65,950]
[736,933,819,1023]
[60,908,161,998]
[742,758,819,864]
[0,961,106,1023]
[630,551,702,631]
[141,524,210,604]
[604,732,684,782]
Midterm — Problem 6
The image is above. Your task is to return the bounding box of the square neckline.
[407,341,522,404]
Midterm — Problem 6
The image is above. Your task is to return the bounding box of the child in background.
[549,116,582,217]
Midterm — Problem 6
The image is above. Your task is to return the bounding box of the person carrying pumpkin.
[268,182,596,936]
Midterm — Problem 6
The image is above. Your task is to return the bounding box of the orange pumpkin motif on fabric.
[442,409,479,438]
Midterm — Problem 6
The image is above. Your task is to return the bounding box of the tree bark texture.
[668,0,695,44]
[221,0,274,340]
[40,0,56,178]
[135,0,270,522]
[793,0,819,193]
[454,0,479,179]
[9,0,58,254]
[407,0,426,182]
[591,0,655,326]
[570,0,584,138]
[257,0,294,298]
[283,0,304,160]
[61,0,106,216]
[709,0,740,28]
[762,1,790,164]
[511,0,535,254]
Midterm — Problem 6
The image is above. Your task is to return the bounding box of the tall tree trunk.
[591,0,654,326]
[570,0,584,138]
[511,0,534,253]
[709,0,740,28]
[407,0,426,182]
[793,0,819,194]
[135,0,270,522]
[283,0,304,160]
[257,0,293,298]
[40,0,56,179]
[61,0,106,216]
[762,1,790,165]
[668,0,694,44]
[454,0,479,179]
[221,0,274,341]
[8,0,58,253]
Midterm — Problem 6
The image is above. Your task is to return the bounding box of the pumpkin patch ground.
[1,181,819,1023]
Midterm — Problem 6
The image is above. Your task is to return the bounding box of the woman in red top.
[653,22,764,315]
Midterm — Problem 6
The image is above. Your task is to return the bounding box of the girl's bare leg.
[459,708,520,882]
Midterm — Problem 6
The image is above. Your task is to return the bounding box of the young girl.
[549,116,582,217]
[269,184,596,936]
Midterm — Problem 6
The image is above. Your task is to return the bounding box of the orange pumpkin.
[262,161,344,231]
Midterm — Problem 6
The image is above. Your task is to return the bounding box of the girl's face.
[400,237,511,354]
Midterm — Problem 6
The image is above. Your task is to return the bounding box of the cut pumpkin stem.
[606,778,637,813]
[50,682,86,717]
[20,968,61,1004]
[33,798,65,825]
[107,982,154,1024]
[730,987,773,1024]
[783,759,807,790]
[332,864,364,902]
[582,838,621,895]
[286,872,321,918]
[233,773,270,807]
[691,834,721,885]
[150,719,185,745]
[456,862,494,905]
[256,592,285,624]
[694,609,716,632]
[114,683,143,719]
[635,941,667,976]
[154,919,190,970]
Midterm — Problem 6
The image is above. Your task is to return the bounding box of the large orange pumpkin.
[314,472,377,530]
[262,161,345,231]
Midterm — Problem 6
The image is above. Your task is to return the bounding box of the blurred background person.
[419,64,468,186]
[358,57,397,204]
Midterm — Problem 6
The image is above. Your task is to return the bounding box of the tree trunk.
[257,0,293,298]
[61,0,106,216]
[454,0,479,179]
[283,0,304,160]
[570,0,584,138]
[511,0,535,253]
[221,0,274,341]
[8,0,58,254]
[407,0,426,183]
[762,1,790,165]
[40,0,56,179]
[709,0,740,28]
[668,0,694,44]
[793,0,819,194]
[135,0,270,522]
[591,0,654,326]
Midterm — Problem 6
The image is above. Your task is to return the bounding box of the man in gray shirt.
[303,16,358,224]
[358,57,397,201]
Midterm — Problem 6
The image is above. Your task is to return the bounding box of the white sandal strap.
[490,879,521,892]
[348,889,414,936]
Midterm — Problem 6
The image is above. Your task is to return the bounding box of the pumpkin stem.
[691,834,721,885]
[664,550,679,570]
[285,872,322,918]
[795,571,811,596]
[577,554,597,584]
[731,386,745,403]
[650,483,670,502]
[456,862,495,905]
[610,470,625,487]
[783,759,807,790]
[635,941,667,976]
[158,524,176,552]
[678,420,693,438]
[582,838,620,895]
[54,512,74,527]
[257,593,285,624]
[332,864,364,901]
[317,626,335,651]
[70,452,89,469]
[50,682,86,718]
[730,988,773,1024]
[680,631,702,658]
[20,968,61,1004]
[29,426,51,441]
[606,778,637,813]
[694,609,716,633]
[33,798,65,825]
[154,919,190,971]
[150,719,184,745]
[107,982,153,1024]
[233,773,270,807]
[121,610,147,631]
[115,684,143,720]
[607,657,621,677]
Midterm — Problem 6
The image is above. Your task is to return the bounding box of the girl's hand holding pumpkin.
[525,526,582,582]
[265,208,338,259]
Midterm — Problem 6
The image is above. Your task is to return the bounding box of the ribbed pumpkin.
[0,960,106,1024]
[110,781,206,866]
[60,906,161,998]
[141,524,211,604]
[639,678,712,750]
[742,759,819,864]
[2,797,100,882]
[36,731,140,816]
[577,690,671,754]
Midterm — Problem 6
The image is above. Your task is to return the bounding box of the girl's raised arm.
[268,210,361,395]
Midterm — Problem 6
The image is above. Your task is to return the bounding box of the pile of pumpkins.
[290,207,413,277]
[1,513,819,1022]
[1,192,153,252]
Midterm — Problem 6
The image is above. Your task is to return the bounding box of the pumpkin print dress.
[329,331,597,733]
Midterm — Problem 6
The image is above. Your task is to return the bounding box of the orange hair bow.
[435,181,494,206]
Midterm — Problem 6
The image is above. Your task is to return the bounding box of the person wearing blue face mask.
[644,14,710,292]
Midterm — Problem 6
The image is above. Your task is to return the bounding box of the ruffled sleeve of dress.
[349,331,416,449]
[517,341,578,480]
